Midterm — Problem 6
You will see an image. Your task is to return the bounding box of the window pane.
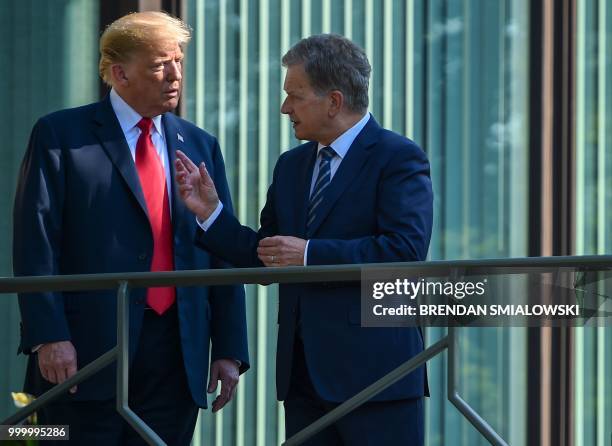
[575,0,612,444]
[0,0,99,419]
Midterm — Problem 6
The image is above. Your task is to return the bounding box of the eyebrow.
[152,56,183,65]
[153,52,184,60]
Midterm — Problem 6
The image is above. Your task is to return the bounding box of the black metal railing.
[1,255,610,446]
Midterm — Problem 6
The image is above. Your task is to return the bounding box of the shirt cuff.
[196,202,224,231]
[32,344,43,353]
[304,240,310,266]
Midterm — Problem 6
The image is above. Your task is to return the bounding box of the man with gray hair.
[14,11,249,445]
[176,33,432,445]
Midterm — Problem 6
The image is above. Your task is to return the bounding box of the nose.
[280,97,290,114]
[167,61,182,82]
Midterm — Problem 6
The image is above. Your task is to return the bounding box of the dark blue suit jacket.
[13,96,249,408]
[196,116,433,402]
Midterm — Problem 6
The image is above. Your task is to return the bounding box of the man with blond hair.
[13,11,249,445]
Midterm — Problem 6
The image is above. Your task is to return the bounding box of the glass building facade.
[574,1,612,445]
[0,0,100,425]
[0,1,609,445]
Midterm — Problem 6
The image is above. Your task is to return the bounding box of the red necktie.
[135,118,175,314]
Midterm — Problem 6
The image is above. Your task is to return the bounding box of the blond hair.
[99,11,192,86]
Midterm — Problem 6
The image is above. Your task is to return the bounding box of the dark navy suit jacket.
[13,96,249,408]
[196,116,433,402]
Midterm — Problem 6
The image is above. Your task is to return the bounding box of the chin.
[161,100,179,113]
[293,129,306,141]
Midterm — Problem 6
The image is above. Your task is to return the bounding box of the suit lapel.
[295,142,318,237]
[161,113,189,235]
[306,117,381,236]
[92,96,149,218]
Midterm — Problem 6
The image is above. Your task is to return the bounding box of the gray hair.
[282,34,370,113]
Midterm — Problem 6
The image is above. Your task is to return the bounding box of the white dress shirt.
[109,89,173,209]
[308,112,370,196]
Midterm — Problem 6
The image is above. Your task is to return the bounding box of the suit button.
[138,253,148,261]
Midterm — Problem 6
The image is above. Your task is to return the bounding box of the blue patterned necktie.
[307,146,336,236]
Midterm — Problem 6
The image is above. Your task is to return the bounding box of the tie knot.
[137,117,153,134]
[320,146,335,162]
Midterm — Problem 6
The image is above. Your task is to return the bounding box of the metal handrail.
[283,337,450,445]
[1,255,611,445]
[2,255,611,293]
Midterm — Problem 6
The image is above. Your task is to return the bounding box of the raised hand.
[175,150,220,220]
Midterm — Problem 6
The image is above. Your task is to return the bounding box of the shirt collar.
[317,112,371,159]
[109,88,164,137]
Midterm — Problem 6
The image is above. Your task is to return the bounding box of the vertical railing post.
[447,267,460,403]
[447,324,456,402]
[446,269,509,446]
[117,281,130,411]
[115,281,166,446]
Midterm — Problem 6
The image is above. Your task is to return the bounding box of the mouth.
[164,89,179,98]
[290,119,299,128]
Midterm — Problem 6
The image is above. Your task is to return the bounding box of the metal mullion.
[256,3,270,445]
[596,0,606,255]
[322,0,331,32]
[302,0,311,37]
[344,0,353,39]
[365,0,373,114]
[383,0,392,129]
[405,0,413,137]
[195,0,205,127]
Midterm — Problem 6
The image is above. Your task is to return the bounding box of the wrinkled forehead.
[131,39,184,61]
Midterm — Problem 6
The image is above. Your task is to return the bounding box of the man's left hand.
[207,359,240,413]
[257,236,307,267]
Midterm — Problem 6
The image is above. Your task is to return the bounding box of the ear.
[328,90,344,117]
[110,63,130,87]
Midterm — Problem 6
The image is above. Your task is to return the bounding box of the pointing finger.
[176,150,198,173]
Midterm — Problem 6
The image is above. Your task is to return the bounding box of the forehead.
[284,64,312,91]
[138,40,183,60]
